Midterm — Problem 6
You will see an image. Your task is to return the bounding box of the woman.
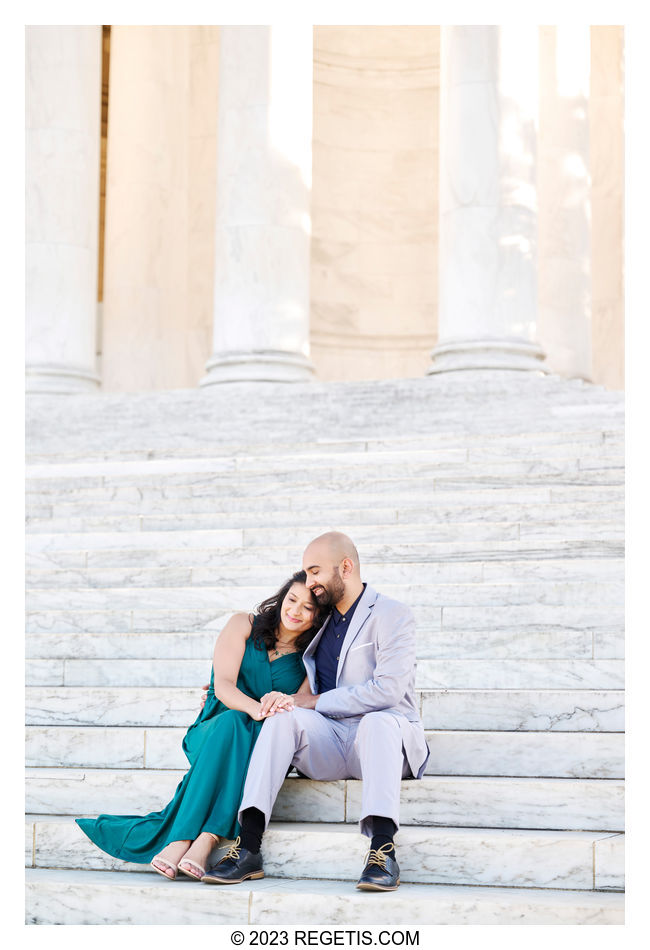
[76,570,326,880]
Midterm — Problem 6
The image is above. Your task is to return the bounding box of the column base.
[25,363,101,394]
[427,339,547,374]
[200,350,316,386]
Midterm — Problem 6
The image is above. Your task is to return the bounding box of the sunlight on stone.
[269,26,313,188]
[563,152,589,180]
[498,25,538,118]
[556,25,590,98]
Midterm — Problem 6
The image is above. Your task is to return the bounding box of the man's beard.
[313,586,333,607]
[314,569,345,607]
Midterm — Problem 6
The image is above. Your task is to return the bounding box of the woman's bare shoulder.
[220,611,255,638]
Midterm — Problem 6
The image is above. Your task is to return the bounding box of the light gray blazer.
[302,583,430,779]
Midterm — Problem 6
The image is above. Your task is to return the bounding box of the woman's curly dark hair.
[250,570,328,653]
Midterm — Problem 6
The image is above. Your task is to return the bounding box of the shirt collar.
[333,582,366,622]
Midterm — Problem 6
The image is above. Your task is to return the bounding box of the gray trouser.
[238,707,410,838]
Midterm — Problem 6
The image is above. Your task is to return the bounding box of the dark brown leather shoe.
[202,837,264,885]
[356,843,400,891]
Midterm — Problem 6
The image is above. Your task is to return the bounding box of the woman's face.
[280,582,317,635]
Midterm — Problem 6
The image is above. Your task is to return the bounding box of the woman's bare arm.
[211,613,265,720]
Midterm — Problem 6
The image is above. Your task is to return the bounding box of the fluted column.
[201,26,315,385]
[429,26,546,374]
[26,26,102,393]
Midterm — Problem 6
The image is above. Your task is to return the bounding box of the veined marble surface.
[27,815,620,891]
[25,768,623,835]
[26,625,619,662]
[25,868,625,925]
[25,686,199,727]
[25,686,623,731]
[26,726,146,768]
[25,578,623,612]
[430,730,624,784]
[420,688,624,731]
[24,550,624,588]
[26,631,217,660]
[595,834,626,889]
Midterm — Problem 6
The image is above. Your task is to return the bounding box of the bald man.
[202,532,430,892]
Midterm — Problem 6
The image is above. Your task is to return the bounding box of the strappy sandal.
[178,858,206,881]
[178,833,220,881]
[150,856,179,880]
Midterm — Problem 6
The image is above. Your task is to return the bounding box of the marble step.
[25,578,624,612]
[24,421,623,462]
[25,519,625,547]
[26,494,626,529]
[26,482,625,524]
[25,725,623,778]
[24,458,624,496]
[25,601,623,650]
[23,456,625,492]
[25,393,624,453]
[25,687,623,732]
[23,432,623,481]
[24,769,624,830]
[26,413,624,463]
[26,490,622,531]
[26,481,625,520]
[24,375,624,455]
[25,654,624,690]
[24,620,623,661]
[26,612,624,672]
[26,442,625,492]
[25,532,624,564]
[25,816,624,891]
[24,556,625,592]
[24,868,626,925]
[24,542,626,579]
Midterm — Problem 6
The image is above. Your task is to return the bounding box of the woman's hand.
[258,691,295,718]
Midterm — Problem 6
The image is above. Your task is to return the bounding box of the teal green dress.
[76,633,306,863]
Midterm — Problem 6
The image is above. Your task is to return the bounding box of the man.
[203,531,430,891]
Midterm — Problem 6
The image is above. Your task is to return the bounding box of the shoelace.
[363,842,394,870]
[219,836,241,864]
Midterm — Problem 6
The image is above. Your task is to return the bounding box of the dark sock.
[239,807,265,854]
[370,815,396,854]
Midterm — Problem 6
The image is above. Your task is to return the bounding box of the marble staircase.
[25,372,625,924]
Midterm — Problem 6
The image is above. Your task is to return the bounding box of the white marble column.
[538,26,592,380]
[429,26,546,374]
[26,26,102,393]
[201,26,315,385]
[100,26,193,392]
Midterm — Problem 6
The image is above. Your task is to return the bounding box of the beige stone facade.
[26,25,625,393]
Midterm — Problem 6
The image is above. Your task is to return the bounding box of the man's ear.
[341,557,354,578]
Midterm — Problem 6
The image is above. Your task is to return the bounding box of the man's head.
[301,531,361,608]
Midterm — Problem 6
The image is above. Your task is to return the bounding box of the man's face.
[302,545,345,607]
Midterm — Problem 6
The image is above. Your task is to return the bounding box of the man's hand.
[291,692,320,710]
[199,683,210,711]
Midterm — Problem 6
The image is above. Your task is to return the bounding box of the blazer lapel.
[335,584,378,683]
[303,612,331,692]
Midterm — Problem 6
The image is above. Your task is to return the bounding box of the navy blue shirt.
[315,584,366,694]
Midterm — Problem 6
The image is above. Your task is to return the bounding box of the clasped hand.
[257,690,295,719]
[198,684,299,719]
